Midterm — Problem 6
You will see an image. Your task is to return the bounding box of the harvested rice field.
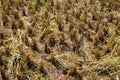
[0,0,120,80]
